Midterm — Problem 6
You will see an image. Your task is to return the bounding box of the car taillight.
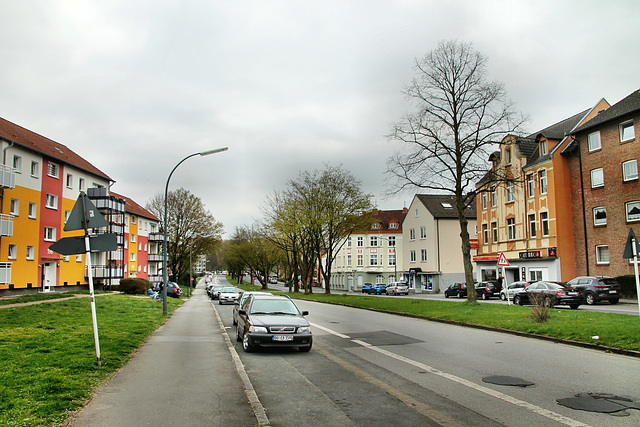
[555,291,567,296]
[594,285,607,288]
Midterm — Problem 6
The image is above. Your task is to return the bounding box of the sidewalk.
[70,286,256,426]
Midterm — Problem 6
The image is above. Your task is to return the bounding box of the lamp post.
[163,147,228,315]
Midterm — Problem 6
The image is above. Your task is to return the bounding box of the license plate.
[609,290,618,294]
[568,292,577,296]
[272,335,293,342]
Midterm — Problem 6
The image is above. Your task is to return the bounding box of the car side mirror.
[238,309,247,315]
[301,311,309,316]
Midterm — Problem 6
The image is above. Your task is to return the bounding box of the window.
[13,155,22,172]
[31,161,39,177]
[482,223,488,244]
[593,207,607,226]
[388,253,396,266]
[415,208,419,217]
[539,170,547,194]
[131,215,137,224]
[505,148,512,165]
[409,228,416,241]
[347,255,352,266]
[10,198,19,215]
[623,159,638,181]
[596,245,609,264]
[45,194,58,209]
[541,212,549,236]
[410,250,416,262]
[372,223,380,230]
[507,218,516,240]
[76,254,82,262]
[491,221,498,243]
[66,173,73,188]
[357,254,363,267]
[44,226,56,242]
[506,181,514,202]
[482,192,487,209]
[130,253,136,262]
[591,168,604,188]
[588,131,601,151]
[369,236,377,247]
[529,214,536,238]
[389,222,398,229]
[26,246,35,260]
[527,174,534,198]
[64,210,71,224]
[347,239,352,247]
[369,254,378,266]
[421,249,427,262]
[620,121,635,142]
[529,270,543,282]
[420,226,427,239]
[357,237,363,247]
[47,162,60,178]
[540,139,547,155]
[28,202,37,219]
[130,233,136,243]
[491,187,497,207]
[8,244,17,260]
[387,236,396,247]
[79,178,85,191]
[626,201,640,222]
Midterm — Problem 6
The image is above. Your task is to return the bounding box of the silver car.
[386,282,410,295]
[218,287,241,305]
[500,281,530,301]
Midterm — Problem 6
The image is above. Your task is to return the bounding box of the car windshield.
[250,299,299,315]
[220,287,237,293]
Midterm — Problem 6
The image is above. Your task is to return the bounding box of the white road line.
[312,322,590,427]
[212,302,270,426]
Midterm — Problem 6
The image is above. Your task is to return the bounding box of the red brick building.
[563,89,640,277]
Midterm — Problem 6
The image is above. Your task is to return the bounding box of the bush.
[529,292,551,323]
[119,278,152,295]
[615,275,638,298]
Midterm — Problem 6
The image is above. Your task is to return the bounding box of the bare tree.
[387,40,526,302]
[146,187,223,284]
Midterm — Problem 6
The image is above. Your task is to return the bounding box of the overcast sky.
[1,1,638,237]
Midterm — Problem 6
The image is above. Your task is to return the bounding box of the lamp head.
[199,147,228,156]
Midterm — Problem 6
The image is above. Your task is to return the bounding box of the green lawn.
[0,294,183,426]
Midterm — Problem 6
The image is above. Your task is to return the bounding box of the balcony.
[148,254,163,262]
[148,232,164,242]
[0,164,15,189]
[88,265,124,279]
[0,262,11,284]
[0,214,13,237]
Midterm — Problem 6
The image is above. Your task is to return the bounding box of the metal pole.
[633,238,640,319]
[85,234,101,366]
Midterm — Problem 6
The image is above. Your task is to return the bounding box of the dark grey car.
[567,276,622,305]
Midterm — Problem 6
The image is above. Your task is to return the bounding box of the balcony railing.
[0,164,15,189]
[148,232,164,242]
[0,262,11,284]
[148,254,163,262]
[0,214,13,237]
[88,265,124,279]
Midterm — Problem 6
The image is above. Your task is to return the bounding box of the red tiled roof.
[0,116,112,181]
[370,209,407,233]
[111,191,159,221]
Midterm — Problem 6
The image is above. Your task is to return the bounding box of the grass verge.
[0,294,183,426]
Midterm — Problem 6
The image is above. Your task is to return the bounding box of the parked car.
[236,294,312,352]
[362,283,375,293]
[218,287,241,305]
[444,282,467,298]
[233,291,273,325]
[166,282,183,298]
[372,284,387,295]
[474,281,499,300]
[512,281,584,309]
[566,276,622,305]
[386,282,410,295]
[500,281,530,301]
[268,275,278,284]
[210,285,226,300]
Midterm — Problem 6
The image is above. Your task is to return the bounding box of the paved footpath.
[70,286,256,426]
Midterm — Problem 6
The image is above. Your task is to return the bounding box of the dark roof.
[0,116,112,181]
[572,89,640,134]
[415,194,476,219]
[111,191,159,221]
[533,109,589,140]
[372,209,407,232]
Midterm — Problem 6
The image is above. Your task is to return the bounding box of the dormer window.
[372,223,380,230]
[540,140,547,155]
[389,222,398,229]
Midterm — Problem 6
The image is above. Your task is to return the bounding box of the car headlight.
[249,326,268,333]
[297,326,310,334]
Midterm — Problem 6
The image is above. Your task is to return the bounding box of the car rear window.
[600,279,619,286]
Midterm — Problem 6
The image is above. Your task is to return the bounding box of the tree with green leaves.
[146,187,223,286]
[387,40,525,302]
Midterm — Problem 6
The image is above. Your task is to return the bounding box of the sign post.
[623,228,640,319]
[49,192,116,366]
[497,252,510,305]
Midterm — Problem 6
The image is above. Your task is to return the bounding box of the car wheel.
[242,333,255,352]
[444,293,449,298]
[585,292,596,305]
[219,300,223,305]
[514,295,523,306]
[298,344,312,352]
[500,293,506,301]
[610,298,619,305]
[482,292,489,300]
[457,291,462,299]
[569,304,580,309]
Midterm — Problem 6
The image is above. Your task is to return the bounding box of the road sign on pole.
[623,228,640,319]
[497,252,510,266]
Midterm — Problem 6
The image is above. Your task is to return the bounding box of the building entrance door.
[42,262,57,292]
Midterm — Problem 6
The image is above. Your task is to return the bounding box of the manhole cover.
[557,393,640,415]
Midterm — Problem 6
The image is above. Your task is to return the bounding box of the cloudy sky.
[1,1,638,236]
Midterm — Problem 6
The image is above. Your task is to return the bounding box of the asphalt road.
[217,277,640,426]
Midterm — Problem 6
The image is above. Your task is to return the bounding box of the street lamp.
[163,147,228,315]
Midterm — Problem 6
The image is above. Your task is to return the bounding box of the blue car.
[372,284,387,295]
[362,283,375,293]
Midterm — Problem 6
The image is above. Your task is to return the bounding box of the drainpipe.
[575,138,590,275]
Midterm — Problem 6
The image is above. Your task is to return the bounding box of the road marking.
[312,322,590,427]
[212,302,270,426]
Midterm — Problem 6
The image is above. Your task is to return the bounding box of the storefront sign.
[519,251,541,259]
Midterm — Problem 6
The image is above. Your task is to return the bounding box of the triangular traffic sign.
[497,252,510,266]
[623,228,640,259]
[64,192,108,232]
